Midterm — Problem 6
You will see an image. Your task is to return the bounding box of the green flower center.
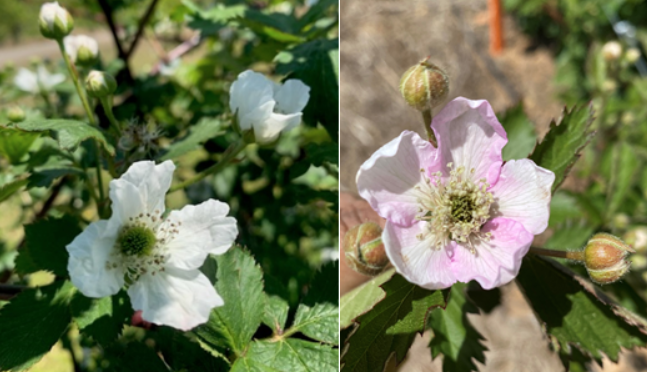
[118,225,156,257]
[450,195,475,223]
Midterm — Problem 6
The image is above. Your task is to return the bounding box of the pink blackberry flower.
[356,97,554,290]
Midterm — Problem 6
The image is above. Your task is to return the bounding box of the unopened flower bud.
[85,70,117,98]
[64,35,99,66]
[584,233,634,284]
[624,227,647,253]
[612,213,630,230]
[625,48,641,64]
[601,41,622,61]
[7,107,26,123]
[39,2,74,40]
[399,57,449,112]
[343,222,389,276]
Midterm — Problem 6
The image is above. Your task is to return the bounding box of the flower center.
[451,195,475,223]
[118,225,156,256]
[414,163,494,252]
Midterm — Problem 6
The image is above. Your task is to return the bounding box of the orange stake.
[489,0,504,55]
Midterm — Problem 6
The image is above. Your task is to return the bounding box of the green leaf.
[194,247,264,356]
[70,291,131,346]
[427,283,487,372]
[498,103,537,161]
[605,142,639,219]
[303,260,339,306]
[102,341,169,372]
[291,143,339,179]
[544,222,595,253]
[387,289,447,335]
[548,191,583,227]
[152,327,230,371]
[341,274,447,372]
[16,215,81,277]
[292,302,338,344]
[16,119,115,156]
[340,269,394,329]
[231,339,338,372]
[28,167,83,188]
[161,118,225,161]
[262,294,290,334]
[0,126,39,164]
[515,255,647,365]
[529,105,595,193]
[239,9,304,43]
[297,0,337,30]
[0,178,28,204]
[275,38,339,140]
[0,281,76,371]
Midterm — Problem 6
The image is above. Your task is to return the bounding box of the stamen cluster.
[414,163,493,252]
[106,210,182,283]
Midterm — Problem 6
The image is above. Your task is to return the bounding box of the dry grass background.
[339,0,647,371]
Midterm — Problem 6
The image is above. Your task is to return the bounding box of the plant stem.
[169,140,247,193]
[421,109,437,147]
[99,96,122,133]
[528,246,585,261]
[0,284,26,300]
[57,39,96,125]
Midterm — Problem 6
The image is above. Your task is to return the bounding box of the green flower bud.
[343,222,389,276]
[625,48,641,64]
[64,35,99,66]
[39,2,74,40]
[399,57,449,112]
[584,233,634,284]
[7,107,26,123]
[85,70,117,98]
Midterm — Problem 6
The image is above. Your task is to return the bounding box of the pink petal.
[450,218,533,289]
[357,131,441,226]
[383,220,456,289]
[490,159,555,235]
[431,97,507,185]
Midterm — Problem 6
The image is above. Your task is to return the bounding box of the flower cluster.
[357,97,555,290]
[66,161,238,330]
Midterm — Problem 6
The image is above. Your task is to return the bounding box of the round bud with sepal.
[584,233,634,284]
[85,70,117,98]
[399,57,449,112]
[39,2,74,40]
[343,222,389,276]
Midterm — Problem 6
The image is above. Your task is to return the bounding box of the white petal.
[490,159,555,235]
[37,65,65,90]
[356,130,441,226]
[40,2,69,29]
[383,220,456,289]
[128,267,222,331]
[63,35,79,61]
[229,70,275,131]
[109,160,175,222]
[273,79,310,114]
[449,218,533,289]
[164,199,238,270]
[431,97,508,185]
[66,220,123,298]
[14,68,38,93]
[254,112,302,143]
